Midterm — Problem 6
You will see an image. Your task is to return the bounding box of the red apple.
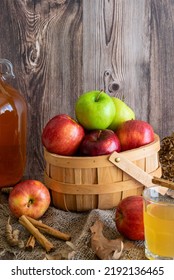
[79,129,121,156]
[115,196,144,241]
[116,119,154,151]
[8,180,51,219]
[42,114,85,156]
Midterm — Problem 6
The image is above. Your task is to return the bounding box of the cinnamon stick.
[26,216,71,241]
[152,176,174,191]
[19,215,54,252]
[25,235,36,251]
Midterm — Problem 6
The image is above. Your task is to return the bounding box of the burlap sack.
[0,192,146,260]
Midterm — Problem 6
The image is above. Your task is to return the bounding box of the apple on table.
[115,196,144,241]
[75,90,116,130]
[8,180,51,219]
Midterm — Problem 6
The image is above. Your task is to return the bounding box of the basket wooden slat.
[44,134,161,211]
[45,167,161,195]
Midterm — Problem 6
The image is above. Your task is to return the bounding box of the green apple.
[108,97,135,130]
[75,90,116,130]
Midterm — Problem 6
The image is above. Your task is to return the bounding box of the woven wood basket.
[44,134,161,212]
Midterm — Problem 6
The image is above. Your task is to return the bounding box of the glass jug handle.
[0,59,15,80]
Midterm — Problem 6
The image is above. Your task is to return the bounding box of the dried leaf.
[44,241,76,260]
[45,252,63,260]
[90,219,124,260]
[112,241,124,259]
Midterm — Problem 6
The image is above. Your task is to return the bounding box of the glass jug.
[0,59,27,188]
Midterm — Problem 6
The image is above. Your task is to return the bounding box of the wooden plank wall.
[0,0,174,179]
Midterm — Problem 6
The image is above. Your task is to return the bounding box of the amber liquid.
[144,203,174,259]
[0,78,27,187]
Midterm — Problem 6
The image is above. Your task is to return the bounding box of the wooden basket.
[44,134,161,212]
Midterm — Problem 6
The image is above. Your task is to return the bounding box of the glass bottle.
[0,59,27,188]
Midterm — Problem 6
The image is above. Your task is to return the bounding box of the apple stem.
[97,130,102,139]
[95,90,104,102]
[27,199,33,208]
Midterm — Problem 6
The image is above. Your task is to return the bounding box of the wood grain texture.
[0,0,82,178]
[0,0,174,179]
[83,0,151,121]
[149,0,174,138]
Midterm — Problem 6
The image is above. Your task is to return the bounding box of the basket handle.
[109,151,174,191]
[109,151,155,187]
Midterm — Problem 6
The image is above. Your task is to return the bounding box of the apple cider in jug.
[0,59,27,187]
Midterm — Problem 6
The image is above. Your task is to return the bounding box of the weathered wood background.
[0,0,174,179]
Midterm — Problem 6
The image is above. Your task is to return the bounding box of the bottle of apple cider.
[0,59,27,188]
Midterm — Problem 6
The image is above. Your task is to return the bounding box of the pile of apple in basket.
[42,90,154,156]
[5,90,155,254]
